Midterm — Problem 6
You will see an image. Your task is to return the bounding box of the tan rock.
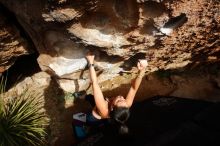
[38,31,88,76]
[68,23,130,53]
[0,11,32,73]
[58,78,90,93]
[8,72,51,95]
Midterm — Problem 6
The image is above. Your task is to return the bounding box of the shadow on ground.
[43,78,92,146]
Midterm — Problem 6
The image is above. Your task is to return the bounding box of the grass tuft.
[0,77,49,146]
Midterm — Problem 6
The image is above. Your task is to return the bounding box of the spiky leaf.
[0,77,49,146]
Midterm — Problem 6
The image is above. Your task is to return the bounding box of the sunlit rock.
[58,78,90,93]
[68,23,130,53]
[67,9,132,56]
[42,8,82,22]
[38,31,88,76]
[0,0,219,95]
[8,72,51,95]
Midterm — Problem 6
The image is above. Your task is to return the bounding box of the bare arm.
[126,60,148,107]
[86,53,108,118]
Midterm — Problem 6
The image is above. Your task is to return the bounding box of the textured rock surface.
[0,0,219,92]
[38,30,88,76]
[0,8,32,73]
[8,71,51,95]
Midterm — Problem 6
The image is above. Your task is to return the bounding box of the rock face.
[8,72,51,95]
[0,7,32,73]
[38,31,88,76]
[0,0,219,92]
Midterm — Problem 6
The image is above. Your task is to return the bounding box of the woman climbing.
[84,52,148,135]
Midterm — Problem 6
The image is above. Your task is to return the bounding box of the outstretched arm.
[125,60,148,107]
[86,53,108,118]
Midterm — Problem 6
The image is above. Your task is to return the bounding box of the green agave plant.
[0,77,49,146]
[0,77,6,117]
